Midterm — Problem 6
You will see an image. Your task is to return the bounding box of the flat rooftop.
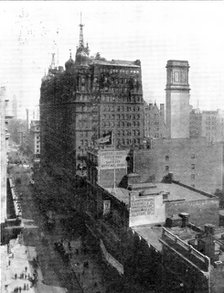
[132,225,163,252]
[92,59,140,68]
[132,224,199,253]
[106,182,213,207]
[106,187,130,206]
[156,183,213,202]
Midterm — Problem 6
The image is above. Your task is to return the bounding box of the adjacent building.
[30,120,41,163]
[0,87,8,225]
[1,87,13,235]
[166,60,191,139]
[190,108,224,142]
[202,110,224,143]
[144,102,167,139]
[132,60,224,195]
[84,148,222,292]
[189,108,202,138]
[133,138,224,194]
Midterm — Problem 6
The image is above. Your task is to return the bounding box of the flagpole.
[113,130,116,192]
[113,97,116,193]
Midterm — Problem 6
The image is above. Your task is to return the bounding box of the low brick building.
[133,137,224,194]
[85,147,220,291]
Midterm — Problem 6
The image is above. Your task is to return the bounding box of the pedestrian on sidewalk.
[15,273,17,279]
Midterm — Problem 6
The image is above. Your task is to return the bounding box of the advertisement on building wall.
[100,239,124,275]
[99,150,128,170]
[103,200,111,215]
[130,197,155,217]
[129,194,165,227]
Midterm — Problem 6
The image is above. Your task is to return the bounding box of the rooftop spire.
[50,53,56,69]
[79,12,84,47]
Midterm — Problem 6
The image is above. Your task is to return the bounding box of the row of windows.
[117,129,141,136]
[117,138,141,146]
[205,116,216,120]
[100,95,142,103]
[79,137,141,149]
[206,121,216,125]
[102,114,141,120]
[80,131,89,138]
[79,140,89,146]
[94,77,139,84]
[165,163,195,170]
[75,94,142,104]
[165,154,196,160]
[98,68,140,75]
[92,86,140,94]
[148,127,160,131]
[165,165,196,178]
[148,121,160,126]
[102,120,140,127]
[103,105,140,112]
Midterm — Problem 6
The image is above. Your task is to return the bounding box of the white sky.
[1,1,224,114]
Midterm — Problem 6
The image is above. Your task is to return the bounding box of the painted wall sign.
[100,239,124,275]
[103,200,111,215]
[130,197,155,217]
[99,150,127,170]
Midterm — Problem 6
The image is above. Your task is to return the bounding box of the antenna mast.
[79,13,84,47]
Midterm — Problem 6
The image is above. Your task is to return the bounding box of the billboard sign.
[100,240,124,275]
[103,200,111,215]
[99,150,128,170]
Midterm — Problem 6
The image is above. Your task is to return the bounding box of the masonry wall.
[99,168,127,188]
[0,88,7,224]
[134,138,224,194]
[167,91,190,139]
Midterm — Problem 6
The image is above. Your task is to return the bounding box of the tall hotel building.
[40,22,144,177]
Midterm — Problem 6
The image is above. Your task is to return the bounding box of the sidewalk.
[1,233,68,293]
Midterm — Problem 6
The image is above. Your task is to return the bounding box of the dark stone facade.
[40,25,144,177]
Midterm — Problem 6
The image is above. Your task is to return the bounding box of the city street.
[12,165,106,293]
[12,166,83,293]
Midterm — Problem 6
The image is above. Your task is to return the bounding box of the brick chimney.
[179,212,190,228]
[201,224,216,262]
[204,224,215,235]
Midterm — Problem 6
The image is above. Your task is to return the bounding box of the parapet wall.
[161,227,210,272]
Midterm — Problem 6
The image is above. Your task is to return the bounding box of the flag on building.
[96,131,113,145]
